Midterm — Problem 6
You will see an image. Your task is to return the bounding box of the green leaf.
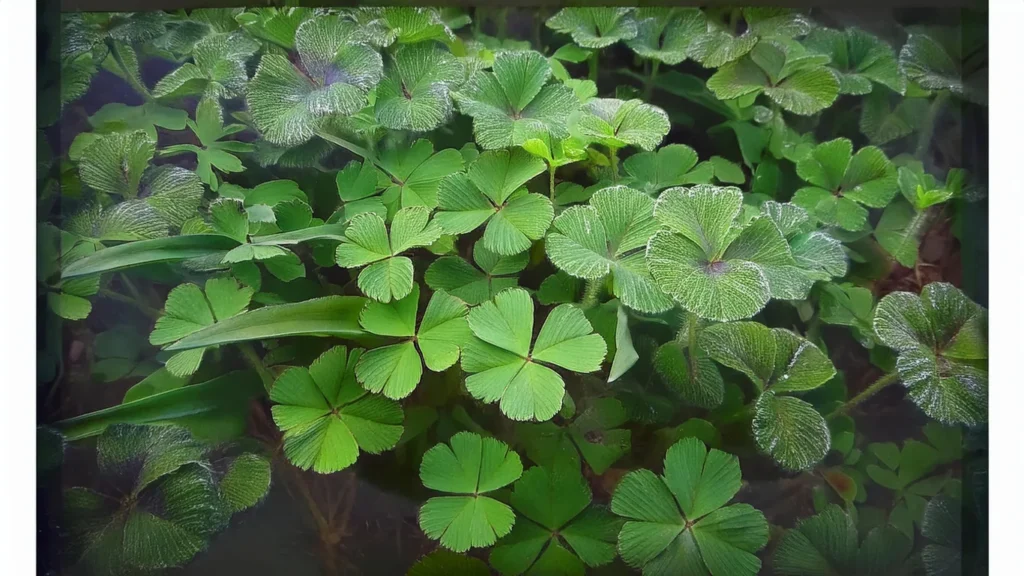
[900,33,984,104]
[804,27,905,95]
[56,370,262,442]
[418,432,523,552]
[626,8,706,65]
[654,341,724,410]
[408,550,491,576]
[456,51,579,150]
[546,8,638,49]
[375,43,462,131]
[356,285,469,399]
[773,505,858,575]
[546,186,672,313]
[425,240,526,305]
[752,391,831,471]
[378,139,464,210]
[710,155,745,184]
[611,438,768,575]
[873,282,987,425]
[622,144,712,196]
[876,199,931,267]
[462,289,606,422]
[859,90,929,145]
[335,207,441,302]
[921,495,962,576]
[270,346,403,473]
[153,31,259,100]
[569,98,670,152]
[165,295,371,352]
[699,322,835,393]
[609,303,640,382]
[246,15,382,146]
[78,130,154,197]
[355,7,454,46]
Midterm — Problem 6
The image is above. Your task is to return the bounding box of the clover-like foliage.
[418,432,523,552]
[247,14,383,147]
[622,144,713,195]
[425,239,527,305]
[646,185,804,321]
[490,462,622,575]
[791,138,898,231]
[546,8,638,49]
[873,282,988,426]
[627,8,706,65]
[570,98,671,152]
[462,288,607,422]
[546,185,672,313]
[611,437,769,575]
[153,31,259,101]
[804,27,904,95]
[456,51,579,150]
[270,346,403,473]
[355,284,470,399]
[377,139,464,210]
[375,43,463,131]
[434,148,552,256]
[160,98,254,191]
[334,206,442,302]
[517,397,632,475]
[63,424,269,574]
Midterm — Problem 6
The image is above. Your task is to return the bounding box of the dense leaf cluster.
[42,6,986,576]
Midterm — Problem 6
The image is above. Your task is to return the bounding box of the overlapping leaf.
[546,8,638,49]
[375,43,463,131]
[627,8,706,65]
[622,144,713,195]
[569,98,670,152]
[517,397,632,475]
[425,240,527,305]
[804,27,904,95]
[153,31,259,101]
[377,139,464,210]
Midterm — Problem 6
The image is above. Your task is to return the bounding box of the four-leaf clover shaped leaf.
[490,463,622,575]
[462,288,607,422]
[546,185,673,313]
[611,437,769,576]
[546,8,638,49]
[425,239,528,305]
[153,31,260,101]
[873,282,987,426]
[626,8,707,66]
[247,14,383,147]
[622,143,714,196]
[760,201,849,296]
[161,98,254,191]
[707,36,840,116]
[377,139,464,210]
[899,31,986,105]
[270,346,404,473]
[335,206,442,302]
[569,98,671,153]
[645,185,802,321]
[517,397,632,475]
[434,148,553,256]
[791,138,898,231]
[455,51,579,150]
[355,284,470,399]
[699,321,837,470]
[804,27,905,96]
[418,432,523,552]
[150,277,254,377]
[375,43,464,132]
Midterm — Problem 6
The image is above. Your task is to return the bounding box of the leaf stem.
[496,8,508,41]
[238,342,274,394]
[548,163,556,200]
[580,278,603,309]
[915,90,950,162]
[314,129,385,172]
[588,51,599,84]
[830,372,900,417]
[644,60,661,101]
[98,289,160,319]
[608,146,620,182]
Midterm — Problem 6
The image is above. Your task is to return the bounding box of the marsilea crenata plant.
[42,6,987,575]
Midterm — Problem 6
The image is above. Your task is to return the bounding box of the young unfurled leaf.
[375,43,463,132]
[646,185,802,321]
[490,463,622,575]
[377,139,464,210]
[706,36,840,115]
[774,504,916,576]
[334,207,442,302]
[270,346,404,473]
[569,98,670,152]
[418,432,523,552]
[517,397,632,475]
[246,14,383,146]
[434,149,552,256]
[355,284,469,399]
[546,185,672,313]
[873,282,987,425]
[626,8,706,65]
[153,31,259,101]
[462,289,607,422]
[791,138,898,231]
[611,437,769,576]
[546,8,638,49]
[425,240,527,305]
[455,51,579,150]
[699,321,835,469]
[149,278,254,377]
[804,27,905,95]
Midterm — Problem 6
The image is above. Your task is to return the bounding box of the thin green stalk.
[609,146,620,182]
[548,163,556,200]
[496,8,508,40]
[915,91,950,161]
[580,278,603,309]
[588,51,599,83]
[238,342,275,394]
[644,60,661,101]
[98,289,160,319]
[830,372,900,417]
